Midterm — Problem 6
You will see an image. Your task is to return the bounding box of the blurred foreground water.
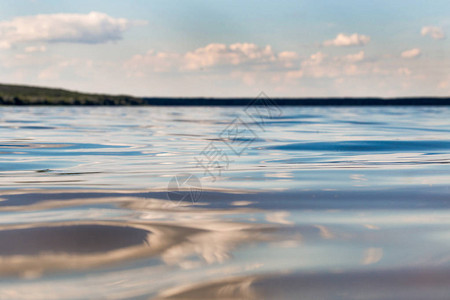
[0,106,449,299]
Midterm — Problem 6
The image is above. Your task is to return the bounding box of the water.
[0,106,449,299]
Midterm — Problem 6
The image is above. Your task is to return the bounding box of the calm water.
[0,106,449,299]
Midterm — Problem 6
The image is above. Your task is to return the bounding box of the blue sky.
[0,0,448,97]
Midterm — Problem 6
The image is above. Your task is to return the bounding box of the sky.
[0,0,448,97]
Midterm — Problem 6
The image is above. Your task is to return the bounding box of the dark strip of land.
[140,97,450,106]
[1,83,449,106]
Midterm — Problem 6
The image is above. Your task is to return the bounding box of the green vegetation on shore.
[0,83,144,105]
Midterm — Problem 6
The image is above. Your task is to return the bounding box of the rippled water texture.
[0,106,449,299]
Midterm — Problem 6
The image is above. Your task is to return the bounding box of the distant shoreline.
[139,97,450,106]
[3,97,450,106]
[1,83,449,105]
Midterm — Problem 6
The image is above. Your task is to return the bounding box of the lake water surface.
[0,106,449,299]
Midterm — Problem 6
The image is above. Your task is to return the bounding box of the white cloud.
[183,43,277,70]
[297,51,367,78]
[124,43,299,75]
[0,12,144,49]
[278,51,299,68]
[300,52,338,78]
[24,45,46,53]
[421,26,445,40]
[323,33,370,47]
[125,46,401,89]
[303,51,326,65]
[342,50,365,62]
[401,48,421,59]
